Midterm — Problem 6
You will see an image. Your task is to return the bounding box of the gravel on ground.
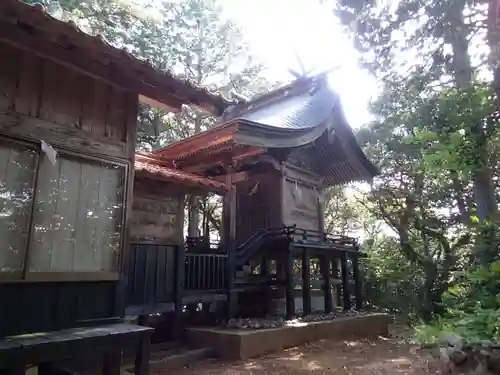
[154,325,441,375]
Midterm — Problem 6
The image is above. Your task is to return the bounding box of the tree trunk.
[488,0,500,109]
[449,5,498,265]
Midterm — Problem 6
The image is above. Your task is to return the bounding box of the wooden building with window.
[0,0,228,373]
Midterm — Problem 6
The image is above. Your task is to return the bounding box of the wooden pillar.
[279,161,287,226]
[285,247,295,320]
[341,252,350,311]
[301,249,311,316]
[352,255,363,310]
[317,191,325,234]
[224,164,237,319]
[332,257,341,307]
[321,255,332,313]
[260,257,269,276]
[103,349,122,375]
[134,335,151,375]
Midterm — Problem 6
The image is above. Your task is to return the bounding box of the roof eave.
[1,1,231,114]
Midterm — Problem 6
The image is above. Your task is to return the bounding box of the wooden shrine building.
[0,0,378,372]
[0,0,228,373]
[152,73,378,319]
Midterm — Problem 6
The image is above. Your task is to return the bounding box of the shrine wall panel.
[131,178,184,246]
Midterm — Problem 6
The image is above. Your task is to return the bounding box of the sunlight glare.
[221,0,378,129]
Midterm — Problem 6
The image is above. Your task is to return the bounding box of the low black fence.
[126,244,177,307]
[125,243,228,309]
[184,253,227,292]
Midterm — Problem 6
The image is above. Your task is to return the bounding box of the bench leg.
[1,362,25,375]
[103,349,122,375]
[134,336,151,375]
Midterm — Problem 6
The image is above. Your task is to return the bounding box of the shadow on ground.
[158,328,441,375]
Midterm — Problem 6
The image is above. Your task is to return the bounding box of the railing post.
[341,252,350,311]
[301,249,311,316]
[285,245,295,320]
[320,254,332,314]
[173,244,185,339]
[352,254,363,310]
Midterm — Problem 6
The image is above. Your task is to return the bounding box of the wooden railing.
[126,244,229,311]
[184,253,227,291]
[290,228,359,250]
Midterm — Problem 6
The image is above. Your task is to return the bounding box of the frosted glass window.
[0,142,37,272]
[29,155,125,272]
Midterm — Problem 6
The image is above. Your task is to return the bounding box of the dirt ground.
[158,325,441,375]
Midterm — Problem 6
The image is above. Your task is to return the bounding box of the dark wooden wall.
[125,243,177,308]
[0,42,138,336]
[0,282,120,337]
[235,172,281,245]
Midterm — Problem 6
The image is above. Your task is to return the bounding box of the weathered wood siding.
[0,42,138,336]
[0,43,137,160]
[282,164,322,233]
[236,172,281,245]
[131,178,184,246]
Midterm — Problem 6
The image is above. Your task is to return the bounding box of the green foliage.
[414,261,500,343]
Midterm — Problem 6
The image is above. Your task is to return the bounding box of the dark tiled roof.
[221,75,336,129]
[135,156,227,193]
[2,0,233,114]
[239,85,337,129]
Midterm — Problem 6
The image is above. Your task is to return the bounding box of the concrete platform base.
[186,313,391,360]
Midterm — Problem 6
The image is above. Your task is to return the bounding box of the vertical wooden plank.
[74,163,101,271]
[301,249,311,316]
[106,87,127,141]
[14,52,44,116]
[29,155,62,271]
[0,143,37,272]
[79,77,95,133]
[173,244,184,339]
[57,67,84,127]
[341,252,350,311]
[38,60,60,122]
[0,43,22,111]
[94,162,125,272]
[49,157,81,271]
[80,79,110,136]
[285,247,295,320]
[352,255,363,310]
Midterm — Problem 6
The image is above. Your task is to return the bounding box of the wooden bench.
[0,322,153,375]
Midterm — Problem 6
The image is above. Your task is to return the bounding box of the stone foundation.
[187,313,391,360]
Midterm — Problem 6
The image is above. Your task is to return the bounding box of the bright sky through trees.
[220,0,379,129]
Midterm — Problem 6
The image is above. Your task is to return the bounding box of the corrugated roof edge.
[134,153,228,193]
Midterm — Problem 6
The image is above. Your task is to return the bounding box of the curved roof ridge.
[221,73,329,123]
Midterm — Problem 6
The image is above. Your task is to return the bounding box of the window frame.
[0,135,129,282]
